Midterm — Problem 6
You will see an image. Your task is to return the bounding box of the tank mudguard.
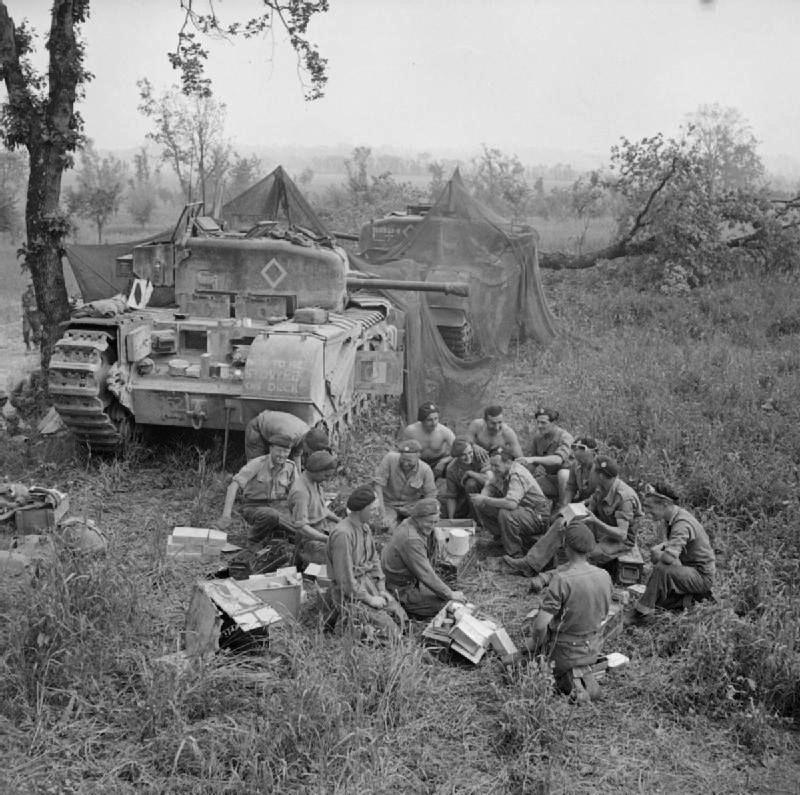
[427,305,469,328]
[242,333,327,411]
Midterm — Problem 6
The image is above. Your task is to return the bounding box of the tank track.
[49,329,125,453]
[438,321,475,359]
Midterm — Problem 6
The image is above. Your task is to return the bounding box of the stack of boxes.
[423,601,517,665]
[184,568,304,658]
[167,526,228,561]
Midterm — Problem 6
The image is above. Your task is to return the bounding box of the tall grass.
[517,264,800,749]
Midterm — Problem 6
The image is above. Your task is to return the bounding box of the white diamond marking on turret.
[261,258,287,288]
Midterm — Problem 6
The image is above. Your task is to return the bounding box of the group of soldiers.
[222,401,717,698]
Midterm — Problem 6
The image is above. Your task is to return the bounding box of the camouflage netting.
[219,165,330,237]
[390,287,499,433]
[368,168,558,356]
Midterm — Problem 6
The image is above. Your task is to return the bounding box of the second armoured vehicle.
[358,203,476,357]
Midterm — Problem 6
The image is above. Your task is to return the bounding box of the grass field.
[1,224,800,792]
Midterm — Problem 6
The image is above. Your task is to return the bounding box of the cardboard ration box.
[561,502,590,525]
[434,518,476,536]
[184,578,286,658]
[303,563,332,589]
[238,570,303,621]
[172,526,227,546]
[422,602,503,665]
[167,526,229,561]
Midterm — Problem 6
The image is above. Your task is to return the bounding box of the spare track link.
[49,328,123,453]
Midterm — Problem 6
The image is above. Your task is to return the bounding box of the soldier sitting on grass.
[381,498,467,619]
[563,436,600,505]
[519,407,573,505]
[220,433,297,568]
[625,482,716,627]
[470,447,550,559]
[504,455,642,584]
[400,401,455,476]
[441,437,492,519]
[527,522,613,702]
[326,485,407,640]
[466,405,524,458]
[288,450,340,568]
[373,439,437,529]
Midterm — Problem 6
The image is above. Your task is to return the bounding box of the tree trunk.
[538,237,657,270]
[25,141,71,372]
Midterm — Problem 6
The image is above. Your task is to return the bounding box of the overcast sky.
[13,0,800,168]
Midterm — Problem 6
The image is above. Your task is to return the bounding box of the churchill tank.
[50,204,467,454]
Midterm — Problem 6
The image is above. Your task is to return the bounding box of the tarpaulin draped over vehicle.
[219,165,330,237]
[394,288,499,432]
[371,168,557,355]
[350,253,499,431]
[64,232,172,305]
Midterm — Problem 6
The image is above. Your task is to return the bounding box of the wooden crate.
[14,496,70,533]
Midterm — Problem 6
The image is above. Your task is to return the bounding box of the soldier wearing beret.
[326,485,407,640]
[221,433,297,553]
[563,436,600,506]
[505,454,642,579]
[373,439,437,528]
[381,498,467,618]
[288,450,340,567]
[582,455,642,565]
[528,522,613,700]
[625,482,715,626]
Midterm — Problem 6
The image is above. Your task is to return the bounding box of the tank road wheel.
[438,321,475,359]
[48,329,132,456]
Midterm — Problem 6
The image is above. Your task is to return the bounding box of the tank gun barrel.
[346,276,469,297]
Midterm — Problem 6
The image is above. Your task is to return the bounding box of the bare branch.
[620,155,681,244]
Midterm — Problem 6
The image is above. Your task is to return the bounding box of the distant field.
[305,171,431,191]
